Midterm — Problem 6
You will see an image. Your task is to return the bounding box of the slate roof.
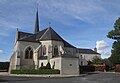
[63,40,75,48]
[39,27,63,41]
[78,48,100,55]
[17,27,75,48]
[18,31,33,40]
[19,34,38,43]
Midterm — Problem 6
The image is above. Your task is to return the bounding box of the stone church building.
[9,10,100,75]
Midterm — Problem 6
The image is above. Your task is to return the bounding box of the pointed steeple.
[34,8,40,34]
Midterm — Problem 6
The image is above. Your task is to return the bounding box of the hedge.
[11,69,60,74]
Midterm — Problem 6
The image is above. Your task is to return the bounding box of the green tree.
[107,17,120,64]
[92,56,103,64]
[108,41,120,64]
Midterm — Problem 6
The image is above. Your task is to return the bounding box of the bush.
[115,64,120,72]
[46,62,51,69]
[39,62,51,69]
[39,66,47,69]
[11,69,60,74]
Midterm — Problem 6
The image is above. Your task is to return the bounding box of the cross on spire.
[49,22,51,27]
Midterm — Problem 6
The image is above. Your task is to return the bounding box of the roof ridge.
[39,28,49,40]
[78,48,91,50]
[49,28,52,40]
[78,48,100,55]
[62,40,76,48]
[18,31,33,35]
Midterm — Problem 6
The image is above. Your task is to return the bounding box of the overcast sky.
[0,0,119,61]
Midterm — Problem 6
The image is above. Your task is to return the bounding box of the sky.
[0,0,119,61]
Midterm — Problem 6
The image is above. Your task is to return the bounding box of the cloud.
[101,50,111,59]
[96,40,109,50]
[37,0,110,25]
[96,40,111,58]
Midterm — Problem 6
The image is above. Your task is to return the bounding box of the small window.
[41,62,43,67]
[43,45,46,55]
[54,46,58,56]
[17,56,20,58]
[69,64,72,66]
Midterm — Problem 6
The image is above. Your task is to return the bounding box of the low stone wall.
[94,65,105,72]
[94,64,108,72]
[80,64,108,73]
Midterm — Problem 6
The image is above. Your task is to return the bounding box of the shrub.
[39,66,47,69]
[39,62,51,69]
[11,69,60,74]
[46,62,51,69]
[115,64,120,72]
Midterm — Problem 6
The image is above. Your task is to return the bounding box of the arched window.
[43,45,46,55]
[54,46,58,56]
[25,47,33,59]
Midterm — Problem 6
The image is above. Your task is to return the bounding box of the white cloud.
[96,40,111,58]
[101,50,111,59]
[96,40,108,50]
[37,0,108,25]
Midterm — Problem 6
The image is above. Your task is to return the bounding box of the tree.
[108,41,120,64]
[107,17,120,40]
[92,56,103,64]
[107,17,120,64]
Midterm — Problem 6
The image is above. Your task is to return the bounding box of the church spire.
[34,8,40,34]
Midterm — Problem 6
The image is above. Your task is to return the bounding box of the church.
[9,10,100,75]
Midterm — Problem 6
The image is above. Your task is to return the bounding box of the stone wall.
[61,58,79,75]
